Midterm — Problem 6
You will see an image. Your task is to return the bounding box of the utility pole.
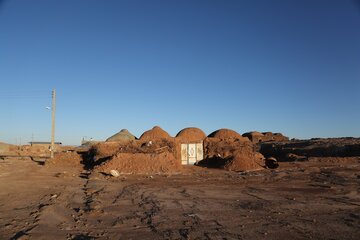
[50,89,56,158]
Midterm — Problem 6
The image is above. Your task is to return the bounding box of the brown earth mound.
[0,142,12,154]
[242,131,265,143]
[89,139,175,158]
[243,131,288,143]
[46,151,83,168]
[89,142,129,160]
[204,137,253,159]
[208,128,249,142]
[86,138,179,170]
[244,131,264,137]
[106,129,136,142]
[272,133,289,142]
[96,152,181,174]
[139,126,171,141]
[259,137,360,161]
[224,152,264,171]
[199,138,265,171]
[175,127,206,142]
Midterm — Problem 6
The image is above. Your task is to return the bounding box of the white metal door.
[188,144,197,164]
[180,143,203,165]
[181,144,188,165]
[196,143,203,161]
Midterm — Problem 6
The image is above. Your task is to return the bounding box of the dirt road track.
[1,157,360,239]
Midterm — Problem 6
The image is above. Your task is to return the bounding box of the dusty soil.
[1,157,360,239]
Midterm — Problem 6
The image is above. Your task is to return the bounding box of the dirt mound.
[203,137,252,159]
[139,126,171,141]
[272,133,289,142]
[285,153,307,161]
[242,131,265,143]
[208,128,249,142]
[106,129,136,142]
[198,138,265,171]
[0,142,12,154]
[96,152,181,174]
[46,151,83,168]
[260,138,360,161]
[89,139,175,158]
[243,131,288,143]
[86,138,179,170]
[176,127,206,142]
[244,131,264,137]
[261,132,289,142]
[224,152,264,171]
[88,142,128,160]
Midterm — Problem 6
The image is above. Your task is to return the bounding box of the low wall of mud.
[259,138,360,161]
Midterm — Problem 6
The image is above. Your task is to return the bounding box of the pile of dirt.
[106,129,136,142]
[95,152,182,174]
[6,145,52,157]
[139,126,171,141]
[203,137,250,159]
[198,138,265,171]
[285,153,307,161]
[272,133,289,142]
[208,128,249,142]
[243,131,289,143]
[22,145,48,154]
[45,151,83,168]
[175,127,206,142]
[89,139,175,158]
[0,142,13,154]
[261,132,289,142]
[242,131,264,143]
[85,139,179,172]
[0,142,9,149]
[260,138,360,161]
[224,152,264,171]
[87,142,128,160]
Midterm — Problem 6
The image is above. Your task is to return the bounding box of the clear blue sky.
[0,0,359,145]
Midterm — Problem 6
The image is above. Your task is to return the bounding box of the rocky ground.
[0,156,360,239]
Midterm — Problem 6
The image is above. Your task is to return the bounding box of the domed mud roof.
[139,126,171,141]
[208,128,249,141]
[106,129,136,142]
[176,127,206,142]
[273,132,284,136]
[242,131,264,137]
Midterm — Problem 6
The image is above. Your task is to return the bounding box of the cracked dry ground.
[1,158,360,239]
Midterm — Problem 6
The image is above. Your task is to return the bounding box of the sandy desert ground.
[0,156,360,240]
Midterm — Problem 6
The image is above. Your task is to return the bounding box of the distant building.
[29,141,62,147]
